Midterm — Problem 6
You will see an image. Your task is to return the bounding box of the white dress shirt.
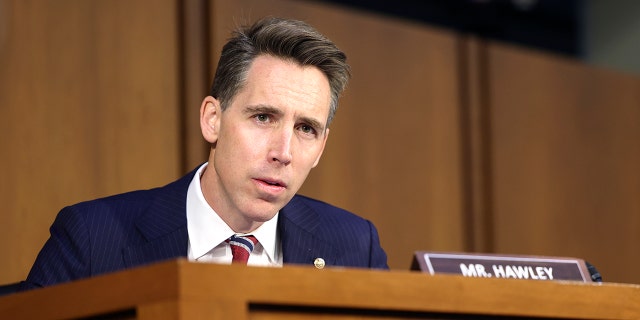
[186,163,283,266]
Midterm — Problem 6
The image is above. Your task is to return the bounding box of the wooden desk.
[1,259,638,319]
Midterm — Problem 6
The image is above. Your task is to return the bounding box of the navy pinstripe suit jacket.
[21,167,388,290]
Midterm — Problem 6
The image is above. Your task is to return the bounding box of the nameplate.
[412,252,590,282]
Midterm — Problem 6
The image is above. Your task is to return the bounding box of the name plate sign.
[412,252,591,282]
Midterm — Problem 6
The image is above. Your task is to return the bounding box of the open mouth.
[257,178,286,188]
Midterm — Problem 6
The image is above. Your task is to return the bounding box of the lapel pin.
[314,258,325,269]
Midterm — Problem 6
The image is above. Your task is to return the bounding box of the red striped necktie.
[226,234,258,264]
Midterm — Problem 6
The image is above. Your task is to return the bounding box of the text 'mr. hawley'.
[460,263,554,280]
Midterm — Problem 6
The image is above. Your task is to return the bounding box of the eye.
[255,114,270,122]
[297,124,317,136]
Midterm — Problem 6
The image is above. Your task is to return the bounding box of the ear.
[312,128,330,168]
[200,96,221,144]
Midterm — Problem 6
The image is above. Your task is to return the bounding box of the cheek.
[225,127,267,160]
[294,141,325,167]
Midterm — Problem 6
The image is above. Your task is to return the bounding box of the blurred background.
[321,0,640,74]
[1,0,638,285]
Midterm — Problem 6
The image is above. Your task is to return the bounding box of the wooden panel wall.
[209,0,468,270]
[2,0,638,286]
[0,0,182,284]
[482,42,640,283]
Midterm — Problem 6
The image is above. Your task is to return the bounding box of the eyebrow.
[244,104,326,132]
[243,104,283,117]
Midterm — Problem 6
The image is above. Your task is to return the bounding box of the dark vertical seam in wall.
[457,36,495,253]
[200,0,213,167]
[456,35,475,252]
[202,0,212,96]
[456,35,482,251]
[478,40,495,253]
[176,0,188,173]
[177,0,212,174]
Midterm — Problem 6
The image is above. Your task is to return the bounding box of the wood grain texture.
[485,42,640,284]
[2,0,639,290]
[0,0,182,284]
[1,260,639,319]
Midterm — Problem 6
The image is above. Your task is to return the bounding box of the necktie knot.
[227,234,258,264]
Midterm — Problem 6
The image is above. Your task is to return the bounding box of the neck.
[199,165,265,233]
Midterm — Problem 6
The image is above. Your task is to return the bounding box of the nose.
[269,127,293,165]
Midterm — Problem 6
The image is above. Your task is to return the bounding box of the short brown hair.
[210,17,350,126]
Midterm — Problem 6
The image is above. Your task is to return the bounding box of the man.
[21,17,388,290]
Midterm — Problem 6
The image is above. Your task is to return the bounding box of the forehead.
[237,55,331,119]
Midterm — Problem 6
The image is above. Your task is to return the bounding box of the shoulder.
[284,194,377,236]
[288,194,366,222]
[66,190,146,217]
[282,195,388,269]
[69,188,159,212]
[59,167,197,225]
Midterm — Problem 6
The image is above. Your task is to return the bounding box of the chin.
[248,212,278,223]
[245,203,281,221]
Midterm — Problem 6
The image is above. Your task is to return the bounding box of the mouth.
[255,178,287,189]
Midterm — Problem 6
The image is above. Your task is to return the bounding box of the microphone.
[585,261,603,282]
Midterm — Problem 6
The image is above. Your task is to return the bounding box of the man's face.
[200,55,331,233]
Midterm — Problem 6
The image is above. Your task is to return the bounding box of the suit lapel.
[280,196,337,266]
[123,169,196,268]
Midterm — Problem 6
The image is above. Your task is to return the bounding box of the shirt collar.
[186,163,279,261]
